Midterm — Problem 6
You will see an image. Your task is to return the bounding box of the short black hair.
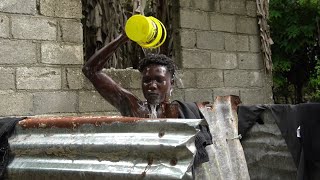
[138,54,176,78]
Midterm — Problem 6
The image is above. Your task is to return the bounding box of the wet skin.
[142,64,173,105]
[82,34,178,118]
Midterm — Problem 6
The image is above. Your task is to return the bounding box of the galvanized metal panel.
[6,96,250,180]
[195,96,250,180]
[7,117,208,180]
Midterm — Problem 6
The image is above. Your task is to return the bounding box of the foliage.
[269,0,320,103]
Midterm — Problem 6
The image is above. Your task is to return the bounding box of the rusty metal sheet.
[7,116,208,180]
[6,96,250,180]
[195,96,250,180]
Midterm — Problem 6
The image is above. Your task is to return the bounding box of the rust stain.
[19,116,148,129]
[215,95,241,111]
[141,171,146,178]
[160,103,179,118]
[170,157,178,166]
[158,130,165,138]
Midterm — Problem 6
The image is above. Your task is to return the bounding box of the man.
[83,33,179,118]
[82,33,212,168]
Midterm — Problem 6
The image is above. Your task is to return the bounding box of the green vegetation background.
[270,0,320,103]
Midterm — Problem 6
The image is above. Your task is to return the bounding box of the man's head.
[138,54,176,105]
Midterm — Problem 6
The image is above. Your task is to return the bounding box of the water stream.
[149,104,158,118]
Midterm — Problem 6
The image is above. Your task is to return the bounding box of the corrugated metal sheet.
[6,96,250,180]
[195,96,250,180]
[7,116,207,180]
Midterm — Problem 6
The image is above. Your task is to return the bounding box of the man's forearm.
[82,33,129,77]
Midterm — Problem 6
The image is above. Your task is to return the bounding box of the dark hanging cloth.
[237,105,266,139]
[237,105,301,166]
[237,103,320,180]
[0,117,24,180]
[299,103,320,180]
[173,101,213,167]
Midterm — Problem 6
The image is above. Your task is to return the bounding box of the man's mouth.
[146,93,160,105]
[147,92,159,96]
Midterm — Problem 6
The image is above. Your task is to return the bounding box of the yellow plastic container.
[125,15,167,48]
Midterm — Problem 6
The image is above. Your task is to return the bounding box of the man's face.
[142,64,173,105]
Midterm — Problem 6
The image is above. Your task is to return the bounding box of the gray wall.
[0,0,273,117]
[175,0,273,105]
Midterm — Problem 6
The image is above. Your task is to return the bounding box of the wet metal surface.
[7,116,208,180]
[195,96,250,180]
[6,96,250,180]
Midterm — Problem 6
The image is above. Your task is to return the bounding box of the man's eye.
[143,79,151,83]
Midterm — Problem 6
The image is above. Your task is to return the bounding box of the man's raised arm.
[82,34,129,77]
[82,34,138,111]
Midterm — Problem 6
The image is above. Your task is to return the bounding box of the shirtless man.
[82,34,178,118]
[82,33,212,168]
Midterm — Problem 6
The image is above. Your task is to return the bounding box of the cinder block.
[103,68,141,89]
[224,70,263,87]
[0,0,36,15]
[213,88,240,98]
[180,29,196,48]
[196,31,224,50]
[236,17,259,34]
[83,77,95,90]
[196,69,223,88]
[40,0,82,18]
[0,39,37,64]
[79,111,121,117]
[249,35,261,52]
[59,19,83,43]
[41,43,83,64]
[210,13,236,32]
[0,92,33,116]
[171,89,185,102]
[238,53,263,70]
[225,34,249,52]
[211,51,237,69]
[0,67,15,90]
[65,67,84,89]
[33,91,77,114]
[179,0,219,11]
[175,70,196,88]
[0,15,9,38]
[185,89,213,102]
[129,89,145,101]
[11,16,57,40]
[180,9,210,30]
[181,49,211,68]
[16,67,61,89]
[79,91,117,112]
[240,88,265,104]
[246,1,257,17]
[220,0,246,15]
[128,69,141,89]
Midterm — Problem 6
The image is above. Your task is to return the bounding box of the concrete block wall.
[0,0,121,117]
[175,0,273,105]
[0,0,273,118]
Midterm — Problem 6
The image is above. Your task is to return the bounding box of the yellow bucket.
[125,15,167,49]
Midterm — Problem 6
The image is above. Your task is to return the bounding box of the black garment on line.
[299,103,320,180]
[174,100,213,167]
[0,117,24,180]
